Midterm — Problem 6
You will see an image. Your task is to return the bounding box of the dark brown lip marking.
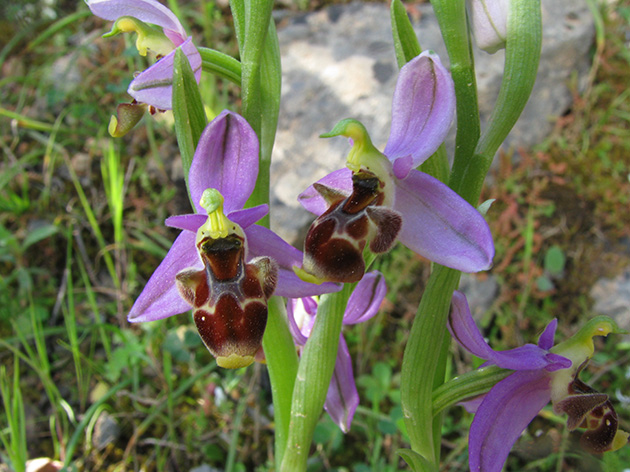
[301,170,401,283]
[177,234,278,368]
[554,360,625,453]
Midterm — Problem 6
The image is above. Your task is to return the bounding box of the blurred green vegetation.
[1,0,629,471]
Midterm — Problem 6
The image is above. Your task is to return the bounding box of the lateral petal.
[395,170,494,272]
[298,168,352,216]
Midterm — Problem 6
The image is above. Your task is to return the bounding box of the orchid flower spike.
[129,111,340,367]
[448,291,629,472]
[296,52,494,284]
[86,0,202,117]
[467,0,509,54]
[287,271,387,432]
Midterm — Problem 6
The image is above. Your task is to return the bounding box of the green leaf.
[397,449,437,472]
[390,0,421,68]
[172,47,207,197]
[544,245,566,275]
[22,223,58,250]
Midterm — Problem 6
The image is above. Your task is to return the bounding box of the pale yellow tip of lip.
[292,266,326,285]
[216,353,254,369]
[610,429,630,452]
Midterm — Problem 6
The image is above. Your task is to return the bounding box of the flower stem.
[400,266,460,464]
[431,365,510,416]
[262,297,299,469]
[280,284,353,472]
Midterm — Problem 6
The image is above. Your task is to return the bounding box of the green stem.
[400,1,542,468]
[430,0,480,196]
[432,365,510,416]
[199,47,242,84]
[262,297,299,469]
[400,266,460,464]
[280,285,353,472]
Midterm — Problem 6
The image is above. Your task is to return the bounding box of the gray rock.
[270,0,594,242]
[459,273,499,320]
[92,410,120,450]
[190,465,222,472]
[590,268,630,331]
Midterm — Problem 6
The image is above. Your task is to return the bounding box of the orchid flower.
[129,110,339,368]
[287,271,387,432]
[86,0,202,133]
[295,51,494,284]
[448,291,629,472]
[467,0,509,54]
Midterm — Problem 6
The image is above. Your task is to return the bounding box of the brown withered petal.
[108,102,146,137]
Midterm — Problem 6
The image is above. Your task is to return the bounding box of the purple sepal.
[86,0,187,40]
[343,271,386,325]
[448,292,570,371]
[384,52,455,179]
[128,231,200,322]
[394,170,494,273]
[188,110,259,212]
[286,297,318,345]
[128,37,201,110]
[469,370,552,472]
[324,336,359,433]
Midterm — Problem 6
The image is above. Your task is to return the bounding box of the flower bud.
[468,0,509,54]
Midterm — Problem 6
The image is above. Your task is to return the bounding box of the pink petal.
[165,213,205,232]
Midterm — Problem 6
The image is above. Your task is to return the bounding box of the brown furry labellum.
[554,361,626,453]
[176,234,277,369]
[302,170,402,283]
